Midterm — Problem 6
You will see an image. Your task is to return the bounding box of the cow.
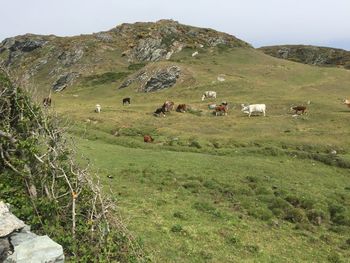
[291,105,307,114]
[122,97,131,105]
[154,106,166,117]
[176,104,189,113]
[201,91,217,101]
[241,104,266,117]
[42,97,52,107]
[95,104,101,113]
[343,99,350,108]
[215,105,228,116]
[144,135,154,143]
[162,101,175,112]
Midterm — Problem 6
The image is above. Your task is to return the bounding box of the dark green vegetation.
[259,45,350,69]
[0,71,143,262]
[1,20,350,262]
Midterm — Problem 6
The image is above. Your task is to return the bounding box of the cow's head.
[201,94,205,101]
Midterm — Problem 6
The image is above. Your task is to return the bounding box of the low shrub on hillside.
[83,71,129,86]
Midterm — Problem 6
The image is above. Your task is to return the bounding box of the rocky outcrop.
[52,72,79,91]
[0,201,64,262]
[119,65,181,92]
[259,45,350,69]
[58,47,84,66]
[143,66,180,92]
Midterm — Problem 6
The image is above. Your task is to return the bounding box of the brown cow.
[176,104,188,113]
[42,97,52,107]
[144,135,154,143]
[215,105,228,116]
[291,106,307,114]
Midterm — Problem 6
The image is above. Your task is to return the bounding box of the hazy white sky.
[1,0,350,50]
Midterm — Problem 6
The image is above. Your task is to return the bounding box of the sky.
[1,0,350,50]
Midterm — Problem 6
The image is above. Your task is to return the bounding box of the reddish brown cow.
[215,105,228,116]
[144,135,154,143]
[176,104,188,113]
[291,106,307,114]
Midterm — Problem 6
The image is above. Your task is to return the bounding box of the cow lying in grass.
[291,105,307,114]
[144,135,154,143]
[163,101,175,112]
[176,104,190,113]
[154,106,166,117]
[241,104,266,117]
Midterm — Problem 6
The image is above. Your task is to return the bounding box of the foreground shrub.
[0,69,143,262]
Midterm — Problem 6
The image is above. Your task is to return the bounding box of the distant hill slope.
[259,45,350,69]
[0,19,251,94]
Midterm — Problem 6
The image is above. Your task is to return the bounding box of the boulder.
[0,202,25,237]
[0,238,11,262]
[5,235,64,263]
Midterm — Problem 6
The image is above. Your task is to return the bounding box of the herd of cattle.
[41,91,350,117]
[41,91,349,143]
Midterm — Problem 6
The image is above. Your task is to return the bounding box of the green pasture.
[51,47,350,262]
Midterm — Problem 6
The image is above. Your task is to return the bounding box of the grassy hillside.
[259,45,350,70]
[2,20,350,262]
[52,47,350,262]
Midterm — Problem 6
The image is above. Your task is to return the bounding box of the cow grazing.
[144,135,154,143]
[95,104,101,113]
[241,104,266,117]
[42,97,52,107]
[163,101,175,112]
[343,99,350,108]
[291,105,307,114]
[176,104,189,113]
[122,97,131,105]
[154,106,166,117]
[201,91,217,101]
[215,105,228,116]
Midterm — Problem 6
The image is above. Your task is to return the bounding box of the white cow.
[201,91,217,101]
[241,104,266,117]
[343,99,350,107]
[95,104,101,113]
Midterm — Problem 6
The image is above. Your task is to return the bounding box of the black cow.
[122,97,131,105]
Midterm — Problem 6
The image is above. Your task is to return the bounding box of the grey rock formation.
[131,38,167,62]
[9,39,46,52]
[143,66,180,92]
[58,48,84,66]
[52,72,79,91]
[0,202,25,237]
[0,201,64,263]
[5,235,64,263]
[94,32,113,42]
